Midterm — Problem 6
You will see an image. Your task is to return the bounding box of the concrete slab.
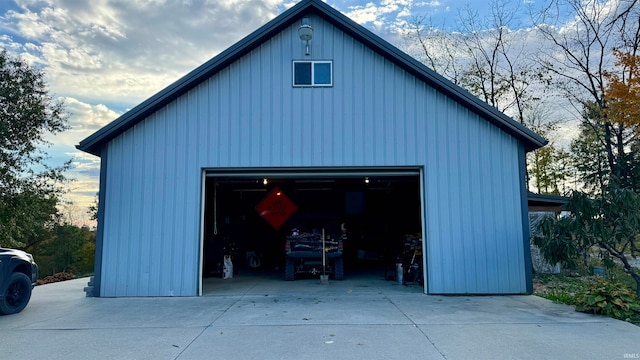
[3,279,240,330]
[386,293,603,325]
[420,322,639,360]
[1,327,202,360]
[19,297,237,330]
[1,276,639,360]
[213,294,411,326]
[181,325,444,360]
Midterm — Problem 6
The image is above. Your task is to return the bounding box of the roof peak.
[77,0,546,156]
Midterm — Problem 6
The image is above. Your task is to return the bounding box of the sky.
[0,0,581,225]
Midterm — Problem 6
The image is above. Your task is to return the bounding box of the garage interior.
[201,170,423,293]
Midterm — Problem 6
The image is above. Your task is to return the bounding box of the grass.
[533,273,589,305]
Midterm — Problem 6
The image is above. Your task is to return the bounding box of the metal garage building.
[77,0,547,297]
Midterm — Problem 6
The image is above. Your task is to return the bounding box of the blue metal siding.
[100,14,526,296]
[422,102,526,294]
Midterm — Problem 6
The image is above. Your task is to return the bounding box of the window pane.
[314,63,332,85]
[294,62,312,85]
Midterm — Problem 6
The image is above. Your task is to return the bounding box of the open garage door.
[199,168,424,294]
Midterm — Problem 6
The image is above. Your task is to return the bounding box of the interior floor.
[202,174,422,291]
[202,267,425,296]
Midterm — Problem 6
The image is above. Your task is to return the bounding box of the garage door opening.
[200,169,423,294]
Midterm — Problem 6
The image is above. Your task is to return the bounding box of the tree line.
[0,49,94,278]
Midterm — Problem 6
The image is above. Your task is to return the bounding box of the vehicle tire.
[0,272,33,315]
[333,257,344,280]
[284,258,295,281]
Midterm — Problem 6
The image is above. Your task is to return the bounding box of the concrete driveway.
[1,274,639,360]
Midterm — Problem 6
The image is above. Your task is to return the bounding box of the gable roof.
[77,0,547,156]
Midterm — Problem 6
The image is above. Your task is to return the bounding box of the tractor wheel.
[284,258,295,281]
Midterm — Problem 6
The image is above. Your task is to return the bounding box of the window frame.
[292,60,333,87]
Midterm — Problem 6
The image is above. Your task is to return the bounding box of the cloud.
[58,149,102,226]
[1,0,287,107]
[66,151,101,176]
[334,0,449,45]
[40,97,114,219]
[343,0,421,28]
[42,97,121,152]
[59,174,100,226]
[557,0,621,36]
[64,97,121,132]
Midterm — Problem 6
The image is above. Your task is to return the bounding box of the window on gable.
[293,61,333,87]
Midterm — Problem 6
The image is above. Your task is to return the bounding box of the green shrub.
[606,263,639,293]
[533,216,586,270]
[574,279,640,323]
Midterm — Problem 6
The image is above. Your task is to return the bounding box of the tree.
[407,0,543,123]
[535,189,640,295]
[529,145,572,195]
[88,192,99,221]
[0,50,70,248]
[570,119,611,195]
[601,50,640,189]
[533,0,640,190]
[606,50,640,187]
[567,50,640,193]
[405,17,463,85]
[406,0,551,189]
[455,0,540,125]
[33,222,96,276]
[46,224,94,274]
[630,139,640,192]
[604,50,640,129]
[526,105,574,194]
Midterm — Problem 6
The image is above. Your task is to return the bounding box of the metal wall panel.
[100,14,526,296]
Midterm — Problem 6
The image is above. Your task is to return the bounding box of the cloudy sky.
[0,0,575,224]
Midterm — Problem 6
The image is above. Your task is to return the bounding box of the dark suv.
[0,247,38,315]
